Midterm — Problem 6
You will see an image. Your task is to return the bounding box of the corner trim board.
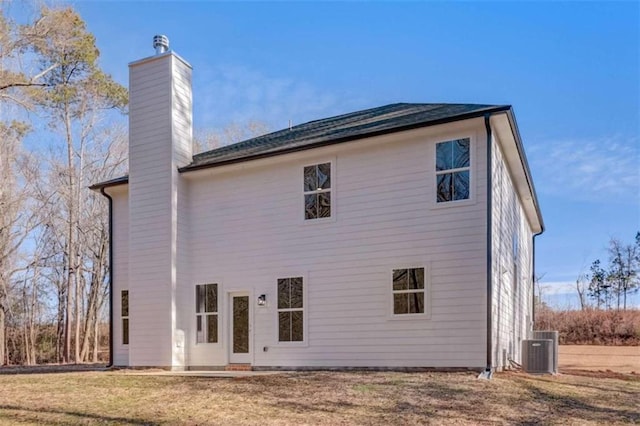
[99,187,114,368]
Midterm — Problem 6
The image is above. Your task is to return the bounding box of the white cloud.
[192,64,368,132]
[527,136,640,204]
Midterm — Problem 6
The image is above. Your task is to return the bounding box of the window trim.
[388,263,431,320]
[431,133,476,209]
[121,290,129,345]
[195,283,220,345]
[301,159,336,224]
[274,272,309,346]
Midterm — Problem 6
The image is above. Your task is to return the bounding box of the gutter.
[99,187,114,368]
[481,113,494,379]
[531,230,544,329]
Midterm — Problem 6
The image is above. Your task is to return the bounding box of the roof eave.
[89,176,129,191]
[179,105,512,173]
[491,110,544,234]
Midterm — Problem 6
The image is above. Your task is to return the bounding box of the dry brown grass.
[560,345,640,373]
[0,369,638,425]
[535,308,640,345]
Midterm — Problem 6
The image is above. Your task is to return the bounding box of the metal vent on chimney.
[153,35,169,54]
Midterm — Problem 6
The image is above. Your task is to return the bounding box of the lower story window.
[121,290,129,345]
[278,277,304,342]
[392,268,425,315]
[196,283,218,343]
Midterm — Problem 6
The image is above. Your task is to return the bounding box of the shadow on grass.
[272,399,357,414]
[515,371,640,396]
[0,364,107,375]
[0,404,156,425]
[560,368,640,382]
[517,380,640,424]
[259,373,479,424]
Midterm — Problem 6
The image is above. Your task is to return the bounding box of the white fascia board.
[490,112,544,234]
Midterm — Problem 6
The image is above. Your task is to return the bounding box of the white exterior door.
[229,292,251,364]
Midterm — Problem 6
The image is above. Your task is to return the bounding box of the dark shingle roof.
[182,102,509,171]
[90,102,510,189]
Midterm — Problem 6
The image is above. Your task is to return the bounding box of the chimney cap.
[153,35,169,54]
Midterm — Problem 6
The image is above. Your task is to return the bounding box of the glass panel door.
[229,293,251,363]
[233,296,249,353]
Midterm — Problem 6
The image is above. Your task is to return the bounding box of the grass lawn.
[0,369,638,425]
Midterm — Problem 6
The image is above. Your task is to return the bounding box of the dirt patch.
[560,345,640,373]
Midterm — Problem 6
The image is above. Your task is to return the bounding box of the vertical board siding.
[185,121,488,368]
[490,134,534,370]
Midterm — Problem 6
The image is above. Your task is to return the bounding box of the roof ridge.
[193,103,447,160]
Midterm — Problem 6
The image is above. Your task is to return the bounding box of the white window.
[196,284,218,343]
[436,138,470,202]
[392,268,425,315]
[121,290,129,345]
[304,163,331,220]
[277,277,304,341]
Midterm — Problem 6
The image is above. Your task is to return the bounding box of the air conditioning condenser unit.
[522,339,553,374]
[533,330,559,373]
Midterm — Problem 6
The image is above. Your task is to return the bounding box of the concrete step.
[225,364,253,371]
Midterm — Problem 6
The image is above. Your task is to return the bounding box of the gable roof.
[90,101,542,232]
[90,102,509,189]
[182,103,509,172]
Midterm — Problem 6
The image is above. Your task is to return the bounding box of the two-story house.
[91,36,544,373]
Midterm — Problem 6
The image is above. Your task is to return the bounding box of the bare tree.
[0,122,40,365]
[574,273,589,310]
[25,6,126,363]
[194,120,270,153]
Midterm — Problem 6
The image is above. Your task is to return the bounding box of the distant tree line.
[575,233,640,311]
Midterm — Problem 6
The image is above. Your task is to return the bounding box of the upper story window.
[436,138,470,203]
[392,268,425,315]
[196,283,218,343]
[304,163,331,220]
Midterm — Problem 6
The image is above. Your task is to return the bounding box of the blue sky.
[15,2,640,307]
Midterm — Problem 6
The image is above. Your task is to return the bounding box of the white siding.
[110,187,129,366]
[490,132,534,370]
[185,119,488,368]
[128,52,192,367]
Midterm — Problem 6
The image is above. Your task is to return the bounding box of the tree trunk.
[64,104,75,364]
[0,307,5,365]
[27,273,38,365]
[80,237,106,362]
[92,311,99,362]
[56,282,64,363]
[21,285,28,365]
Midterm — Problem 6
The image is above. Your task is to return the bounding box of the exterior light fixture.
[257,294,266,306]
